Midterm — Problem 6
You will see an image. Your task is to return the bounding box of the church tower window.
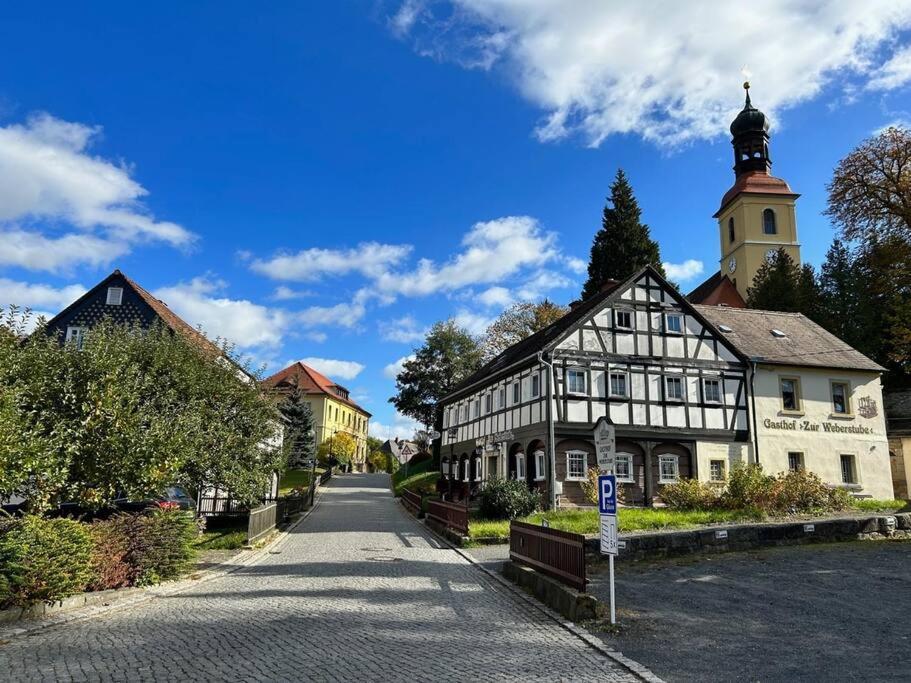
[763,208,776,235]
[728,217,735,243]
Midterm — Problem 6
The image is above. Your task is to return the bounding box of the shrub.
[580,467,599,505]
[478,477,541,520]
[724,463,777,510]
[773,469,852,514]
[88,516,133,591]
[131,508,196,586]
[0,516,93,607]
[661,478,720,510]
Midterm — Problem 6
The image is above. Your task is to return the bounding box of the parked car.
[114,486,196,512]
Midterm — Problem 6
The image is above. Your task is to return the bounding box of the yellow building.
[264,362,371,470]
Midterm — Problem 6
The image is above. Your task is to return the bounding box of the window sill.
[615,327,634,333]
[828,413,855,421]
[778,410,804,417]
[566,391,588,397]
[616,478,634,484]
[565,476,586,482]
[608,394,630,401]
[534,476,546,482]
[837,482,862,491]
[658,479,679,485]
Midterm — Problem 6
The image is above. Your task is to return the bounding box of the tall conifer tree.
[279,383,316,469]
[582,170,665,299]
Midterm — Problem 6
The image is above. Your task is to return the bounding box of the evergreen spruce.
[582,169,665,299]
[279,383,316,469]
[746,248,804,311]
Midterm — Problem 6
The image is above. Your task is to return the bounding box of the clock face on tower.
[728,256,736,273]
[766,249,778,262]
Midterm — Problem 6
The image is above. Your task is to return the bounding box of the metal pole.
[609,554,616,625]
[537,351,557,510]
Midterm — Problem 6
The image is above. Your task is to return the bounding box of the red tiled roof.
[263,361,371,416]
[687,271,746,307]
[714,171,799,217]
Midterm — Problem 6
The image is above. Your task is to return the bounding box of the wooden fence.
[425,499,469,536]
[247,503,278,545]
[401,488,422,516]
[509,521,586,592]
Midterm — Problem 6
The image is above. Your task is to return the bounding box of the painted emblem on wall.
[857,396,878,419]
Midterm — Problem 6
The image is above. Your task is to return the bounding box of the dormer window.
[763,208,777,235]
[770,329,787,338]
[106,287,123,306]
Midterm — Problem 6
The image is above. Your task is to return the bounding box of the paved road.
[589,540,911,682]
[1,474,639,682]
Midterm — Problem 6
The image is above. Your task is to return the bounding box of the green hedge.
[0,509,197,609]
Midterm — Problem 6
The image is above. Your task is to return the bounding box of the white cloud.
[0,278,86,311]
[514,270,571,301]
[662,259,705,282]
[375,216,558,296]
[296,288,372,329]
[304,331,328,343]
[564,256,587,274]
[453,308,493,336]
[868,44,911,91]
[389,0,425,36]
[271,285,315,301]
[384,353,416,379]
[396,2,911,146]
[298,357,365,381]
[478,286,513,308]
[0,113,194,272]
[153,277,290,350]
[369,410,424,441]
[379,315,428,343]
[250,242,412,282]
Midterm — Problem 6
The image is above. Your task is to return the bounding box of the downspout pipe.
[537,351,557,511]
[749,358,761,466]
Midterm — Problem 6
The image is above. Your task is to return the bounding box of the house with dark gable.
[438,265,751,508]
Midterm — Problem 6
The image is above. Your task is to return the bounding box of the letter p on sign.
[598,474,617,515]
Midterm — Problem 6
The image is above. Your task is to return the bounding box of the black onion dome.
[730,82,769,136]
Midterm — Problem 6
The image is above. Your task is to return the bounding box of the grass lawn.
[278,467,325,496]
[391,455,439,497]
[850,499,908,513]
[194,523,248,550]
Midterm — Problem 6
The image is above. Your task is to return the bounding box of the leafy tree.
[825,126,911,243]
[482,300,568,362]
[278,383,316,469]
[390,319,483,427]
[366,435,384,453]
[0,312,283,511]
[317,432,356,465]
[582,169,665,299]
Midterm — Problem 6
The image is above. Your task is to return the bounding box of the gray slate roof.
[693,305,883,372]
[885,389,911,435]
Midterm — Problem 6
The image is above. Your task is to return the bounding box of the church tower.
[714,83,801,301]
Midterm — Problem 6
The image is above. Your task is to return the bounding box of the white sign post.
[594,417,616,474]
[598,473,618,625]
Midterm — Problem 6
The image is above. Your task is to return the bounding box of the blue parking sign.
[598,474,617,515]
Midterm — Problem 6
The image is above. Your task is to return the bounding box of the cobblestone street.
[1,474,641,682]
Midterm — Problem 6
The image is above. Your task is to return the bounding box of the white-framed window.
[780,377,801,412]
[709,459,726,482]
[513,381,521,404]
[665,313,683,334]
[515,452,526,480]
[665,376,684,401]
[106,287,123,306]
[534,450,546,481]
[567,368,587,395]
[531,373,540,398]
[566,450,588,480]
[65,326,88,349]
[499,387,506,408]
[703,378,722,404]
[658,455,679,484]
[840,454,856,484]
[461,404,469,422]
[445,408,452,427]
[831,381,850,415]
[609,371,629,398]
[472,400,480,419]
[462,458,471,482]
[474,456,483,482]
[485,393,492,414]
[615,453,634,483]
[441,456,450,478]
[788,452,803,472]
[615,309,633,330]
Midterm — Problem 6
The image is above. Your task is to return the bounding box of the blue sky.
[2,2,911,438]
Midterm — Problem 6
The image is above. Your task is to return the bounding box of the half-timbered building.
[438,265,750,507]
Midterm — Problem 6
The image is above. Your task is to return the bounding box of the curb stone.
[398,502,663,683]
[0,482,331,641]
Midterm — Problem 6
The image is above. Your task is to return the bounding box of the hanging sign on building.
[594,417,616,473]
